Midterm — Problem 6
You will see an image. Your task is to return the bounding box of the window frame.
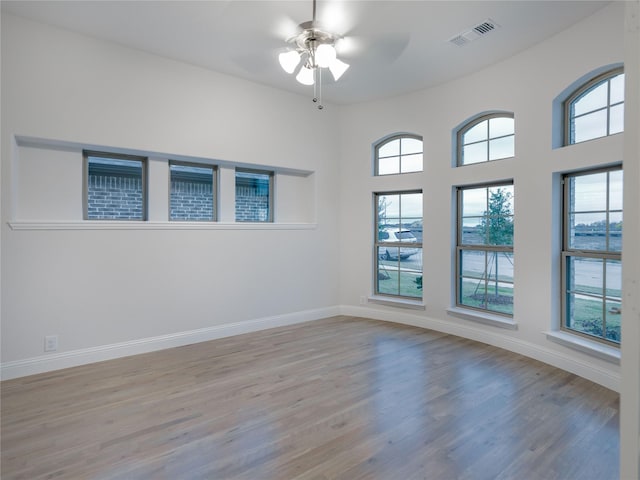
[374,134,423,176]
[83,150,148,221]
[456,113,515,167]
[564,67,624,145]
[561,165,622,346]
[455,181,514,317]
[235,168,274,223]
[169,161,217,222]
[374,190,423,300]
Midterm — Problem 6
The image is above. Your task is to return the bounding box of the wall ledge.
[7,221,317,231]
[446,307,517,330]
[545,330,620,365]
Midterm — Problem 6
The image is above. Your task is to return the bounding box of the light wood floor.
[1,316,619,480]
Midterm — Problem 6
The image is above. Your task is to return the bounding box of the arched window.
[457,113,514,166]
[565,68,624,145]
[374,134,423,175]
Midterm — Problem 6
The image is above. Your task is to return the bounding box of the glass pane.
[572,173,607,212]
[461,217,485,244]
[610,103,624,135]
[463,120,488,144]
[610,73,625,104]
[378,194,399,226]
[606,259,622,299]
[461,188,486,217]
[609,212,622,252]
[460,249,486,279]
[170,164,214,221]
[460,277,486,309]
[378,156,399,175]
[87,156,144,220]
[401,192,423,223]
[609,170,623,210]
[488,185,514,213]
[235,170,271,222]
[487,216,514,246]
[399,248,422,298]
[377,247,399,295]
[489,117,514,138]
[567,292,604,338]
[378,138,400,158]
[487,282,514,315]
[488,136,514,160]
[400,153,423,173]
[486,251,514,281]
[569,213,607,250]
[568,256,603,296]
[605,300,621,343]
[401,137,422,155]
[573,109,607,143]
[573,82,608,116]
[462,142,487,165]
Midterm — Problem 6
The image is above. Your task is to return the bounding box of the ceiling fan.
[278,0,350,109]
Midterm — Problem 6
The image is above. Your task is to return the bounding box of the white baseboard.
[0,306,339,381]
[339,305,621,392]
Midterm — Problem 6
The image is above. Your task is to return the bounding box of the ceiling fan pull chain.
[318,68,324,110]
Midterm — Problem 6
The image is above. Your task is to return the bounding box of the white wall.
[1,14,341,373]
[337,3,626,391]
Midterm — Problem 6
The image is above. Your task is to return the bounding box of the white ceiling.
[1,0,611,105]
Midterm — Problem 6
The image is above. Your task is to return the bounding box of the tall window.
[562,167,622,345]
[457,113,514,166]
[170,162,216,221]
[374,135,423,175]
[236,169,273,222]
[84,151,147,220]
[457,183,514,315]
[566,68,624,145]
[375,191,423,299]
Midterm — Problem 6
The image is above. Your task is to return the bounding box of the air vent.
[449,19,500,47]
[473,21,496,35]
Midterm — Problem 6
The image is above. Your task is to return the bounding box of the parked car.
[378,228,420,260]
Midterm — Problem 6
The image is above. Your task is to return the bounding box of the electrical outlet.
[360,296,367,305]
[44,335,58,352]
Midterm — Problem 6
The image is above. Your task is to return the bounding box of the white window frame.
[374,190,423,300]
[561,165,622,346]
[456,113,515,166]
[374,134,423,176]
[456,182,514,317]
[83,150,148,221]
[564,67,624,145]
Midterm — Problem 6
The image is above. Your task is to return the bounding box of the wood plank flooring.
[1,316,619,479]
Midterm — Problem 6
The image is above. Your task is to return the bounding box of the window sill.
[7,221,317,231]
[446,307,518,330]
[367,295,425,310]
[545,330,620,364]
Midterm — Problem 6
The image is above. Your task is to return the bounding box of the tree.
[481,188,513,297]
[482,188,513,245]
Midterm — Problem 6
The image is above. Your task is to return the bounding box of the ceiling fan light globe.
[315,43,337,68]
[279,50,301,74]
[329,58,349,81]
[296,66,315,85]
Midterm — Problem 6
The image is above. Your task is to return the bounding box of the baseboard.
[0,306,339,381]
[339,305,621,392]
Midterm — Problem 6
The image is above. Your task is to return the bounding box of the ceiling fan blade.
[339,33,411,64]
[274,14,302,41]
